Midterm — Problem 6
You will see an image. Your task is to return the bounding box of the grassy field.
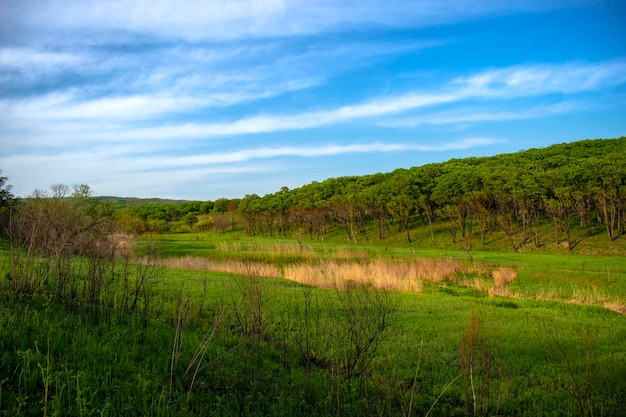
[1,228,625,416]
[146,229,626,311]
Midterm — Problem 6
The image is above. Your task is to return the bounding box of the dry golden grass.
[214,241,313,254]
[161,256,281,278]
[104,234,136,256]
[490,282,626,315]
[490,267,517,296]
[283,258,461,293]
[159,253,625,314]
[570,286,626,314]
[334,247,369,259]
[161,255,463,293]
[459,277,493,293]
[159,244,625,314]
[603,302,626,315]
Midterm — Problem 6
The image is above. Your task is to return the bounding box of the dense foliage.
[107,137,625,251]
[235,137,625,249]
[0,171,16,236]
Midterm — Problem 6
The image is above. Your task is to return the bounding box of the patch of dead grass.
[283,258,462,293]
[490,267,517,296]
[161,255,463,293]
[162,256,281,278]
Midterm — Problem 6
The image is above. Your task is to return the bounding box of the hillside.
[108,137,625,255]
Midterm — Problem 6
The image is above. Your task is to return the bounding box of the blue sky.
[1,0,625,200]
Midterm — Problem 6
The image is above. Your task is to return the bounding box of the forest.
[113,137,625,251]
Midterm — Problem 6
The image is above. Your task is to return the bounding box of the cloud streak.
[2,0,580,42]
[137,138,501,168]
[2,58,623,157]
[65,59,626,140]
[379,101,597,128]
[0,137,499,197]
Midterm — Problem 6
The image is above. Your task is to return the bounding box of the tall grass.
[214,240,314,254]
[2,248,626,416]
[160,255,465,293]
[513,284,626,314]
[161,256,282,278]
[490,267,517,296]
[284,258,462,292]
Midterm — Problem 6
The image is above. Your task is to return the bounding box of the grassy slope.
[143,216,626,308]
[2,217,625,416]
[159,264,626,415]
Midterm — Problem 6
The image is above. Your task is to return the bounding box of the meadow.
[1,224,625,417]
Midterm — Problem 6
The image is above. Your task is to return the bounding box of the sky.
[1,0,625,200]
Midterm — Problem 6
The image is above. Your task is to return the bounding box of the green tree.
[412,164,441,245]
[9,184,115,301]
[0,171,16,235]
[386,170,416,243]
[238,194,262,236]
[183,212,198,229]
[591,155,625,241]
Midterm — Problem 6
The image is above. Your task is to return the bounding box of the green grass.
[2,228,626,416]
[142,230,626,307]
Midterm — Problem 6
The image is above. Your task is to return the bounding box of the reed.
[214,241,313,254]
[283,258,462,293]
[531,285,625,314]
[490,267,517,296]
[161,256,282,278]
[161,255,463,293]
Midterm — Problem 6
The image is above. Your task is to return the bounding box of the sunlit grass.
[2,229,626,416]
[144,231,626,313]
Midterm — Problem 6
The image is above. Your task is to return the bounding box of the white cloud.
[2,59,623,149]
[0,149,279,197]
[0,47,85,69]
[13,0,285,40]
[0,137,498,180]
[96,138,502,170]
[2,94,208,122]
[0,136,503,197]
[380,101,596,127]
[454,60,626,98]
[2,37,432,128]
[3,0,580,42]
[86,59,626,139]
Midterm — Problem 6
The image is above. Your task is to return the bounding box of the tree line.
[236,137,625,250]
[2,137,625,251]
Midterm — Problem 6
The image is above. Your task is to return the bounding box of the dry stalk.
[283,258,462,293]
[491,268,517,296]
[161,256,281,278]
[215,241,313,254]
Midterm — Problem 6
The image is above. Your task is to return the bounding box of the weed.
[458,309,503,416]
[491,267,517,296]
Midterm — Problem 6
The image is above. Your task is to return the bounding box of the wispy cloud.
[2,1,623,199]
[0,47,86,70]
[1,35,433,126]
[2,0,579,42]
[2,59,623,148]
[380,101,597,128]
[0,138,498,182]
[0,137,498,197]
[84,59,626,139]
[0,152,277,198]
[134,138,502,168]
[453,59,626,97]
